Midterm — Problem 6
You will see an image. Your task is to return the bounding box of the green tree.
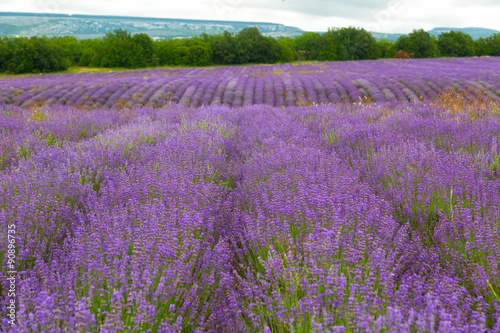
[11,38,37,73]
[277,37,295,63]
[376,39,396,58]
[154,39,173,66]
[0,38,15,73]
[237,27,267,63]
[51,36,82,65]
[438,31,475,57]
[167,39,190,66]
[0,37,71,74]
[256,37,282,63]
[395,29,439,58]
[31,37,71,72]
[294,32,322,60]
[316,30,338,61]
[132,33,156,66]
[78,39,104,67]
[476,37,489,56]
[155,37,212,66]
[211,31,247,64]
[100,29,144,68]
[333,27,380,60]
[185,37,212,66]
[475,34,500,56]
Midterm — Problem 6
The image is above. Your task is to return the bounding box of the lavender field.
[1,58,500,332]
[1,58,500,109]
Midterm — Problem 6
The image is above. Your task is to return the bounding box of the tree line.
[1,27,500,74]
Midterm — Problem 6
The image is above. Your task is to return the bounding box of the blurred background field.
[1,57,499,109]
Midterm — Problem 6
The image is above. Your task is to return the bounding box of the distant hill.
[0,12,304,39]
[1,13,498,42]
[370,32,404,41]
[371,27,499,41]
[427,27,500,40]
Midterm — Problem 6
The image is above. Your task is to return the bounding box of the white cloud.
[452,0,500,6]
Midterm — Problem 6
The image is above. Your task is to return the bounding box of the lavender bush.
[1,57,500,332]
[1,98,500,332]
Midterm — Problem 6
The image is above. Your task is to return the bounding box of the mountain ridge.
[370,27,499,41]
[0,12,498,41]
[0,12,304,39]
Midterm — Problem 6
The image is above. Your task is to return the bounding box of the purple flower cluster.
[1,98,500,331]
[1,57,500,109]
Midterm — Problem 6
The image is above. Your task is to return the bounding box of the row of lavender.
[1,100,499,331]
[1,58,500,108]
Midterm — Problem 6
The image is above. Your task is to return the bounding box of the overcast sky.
[1,0,499,33]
